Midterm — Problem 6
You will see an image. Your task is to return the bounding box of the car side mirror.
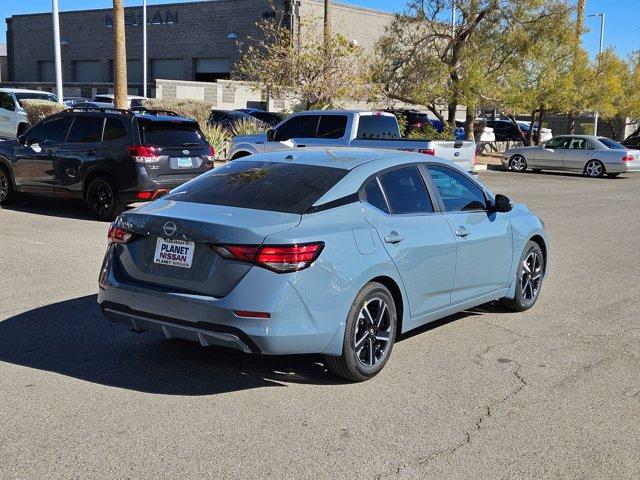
[266,128,275,141]
[492,194,513,213]
[17,134,27,146]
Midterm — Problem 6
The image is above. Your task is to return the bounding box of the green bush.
[20,99,66,126]
[406,122,455,140]
[141,98,213,128]
[201,124,231,160]
[230,117,268,137]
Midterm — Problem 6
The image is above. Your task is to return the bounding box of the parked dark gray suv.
[0,107,214,220]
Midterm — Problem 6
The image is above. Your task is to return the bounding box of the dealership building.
[4,0,392,95]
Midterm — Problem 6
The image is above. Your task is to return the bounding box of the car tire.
[85,176,124,221]
[500,240,545,312]
[509,155,527,172]
[606,173,620,178]
[0,165,17,205]
[325,282,397,382]
[584,159,605,178]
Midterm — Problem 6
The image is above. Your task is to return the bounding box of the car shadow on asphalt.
[0,295,348,395]
[2,195,142,222]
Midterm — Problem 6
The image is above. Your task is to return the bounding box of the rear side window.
[167,161,348,214]
[356,115,400,139]
[273,115,320,141]
[378,166,433,214]
[66,116,104,143]
[598,138,625,149]
[103,118,128,141]
[364,179,389,214]
[317,115,348,139]
[141,121,206,147]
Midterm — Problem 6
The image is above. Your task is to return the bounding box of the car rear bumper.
[97,246,347,355]
[606,162,640,174]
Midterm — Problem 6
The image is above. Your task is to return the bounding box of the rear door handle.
[384,233,404,244]
[296,144,307,148]
[455,226,470,238]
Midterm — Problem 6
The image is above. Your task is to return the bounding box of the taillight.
[418,148,436,155]
[211,242,324,273]
[135,189,168,200]
[206,145,215,161]
[107,224,134,244]
[410,122,423,129]
[622,155,634,162]
[128,145,160,163]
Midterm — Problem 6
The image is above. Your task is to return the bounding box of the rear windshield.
[356,115,400,139]
[598,138,625,150]
[140,121,207,147]
[166,160,348,214]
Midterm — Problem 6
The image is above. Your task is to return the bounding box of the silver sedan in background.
[503,135,640,178]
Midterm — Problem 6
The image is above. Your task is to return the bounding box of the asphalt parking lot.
[1,169,638,479]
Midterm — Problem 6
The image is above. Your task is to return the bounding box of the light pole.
[51,0,64,104]
[143,0,147,98]
[589,12,605,136]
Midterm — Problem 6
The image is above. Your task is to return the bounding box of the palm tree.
[112,0,128,110]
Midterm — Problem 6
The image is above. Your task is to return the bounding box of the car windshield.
[165,160,348,214]
[598,138,626,150]
[15,92,58,106]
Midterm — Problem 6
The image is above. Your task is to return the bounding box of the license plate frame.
[153,237,195,269]
[175,157,193,168]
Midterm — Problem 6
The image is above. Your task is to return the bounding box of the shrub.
[230,117,268,137]
[406,122,455,140]
[201,124,231,160]
[141,98,213,128]
[20,100,66,126]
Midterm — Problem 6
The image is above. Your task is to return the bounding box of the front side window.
[568,137,593,150]
[317,115,348,139]
[378,166,433,214]
[544,137,569,149]
[166,160,348,214]
[0,93,15,111]
[66,116,104,143]
[363,179,389,214]
[273,115,320,141]
[427,165,487,212]
[26,117,72,144]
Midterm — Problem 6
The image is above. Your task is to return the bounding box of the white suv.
[0,88,59,139]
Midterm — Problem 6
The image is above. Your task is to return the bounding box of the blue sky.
[2,0,638,58]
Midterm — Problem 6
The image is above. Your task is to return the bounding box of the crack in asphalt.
[375,323,530,479]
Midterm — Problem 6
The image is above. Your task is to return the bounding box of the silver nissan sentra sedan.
[98,148,548,381]
[503,135,640,177]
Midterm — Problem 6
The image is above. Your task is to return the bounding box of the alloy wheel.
[88,180,114,218]
[510,155,526,172]
[353,297,392,367]
[521,251,543,303]
[585,160,604,177]
[0,170,8,202]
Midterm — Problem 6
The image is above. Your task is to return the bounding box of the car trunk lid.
[114,200,301,297]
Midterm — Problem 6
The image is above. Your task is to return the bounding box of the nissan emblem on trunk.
[163,221,178,237]
[183,150,190,155]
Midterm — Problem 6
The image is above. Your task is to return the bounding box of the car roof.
[0,88,57,94]
[294,110,396,117]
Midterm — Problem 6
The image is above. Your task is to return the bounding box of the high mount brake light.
[128,145,161,163]
[211,242,324,273]
[107,224,134,244]
[418,148,436,156]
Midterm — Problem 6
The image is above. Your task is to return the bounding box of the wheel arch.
[83,169,118,200]
[0,156,16,186]
[529,234,547,272]
[369,275,405,335]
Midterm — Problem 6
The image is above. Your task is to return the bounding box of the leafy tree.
[374,0,571,139]
[233,11,371,110]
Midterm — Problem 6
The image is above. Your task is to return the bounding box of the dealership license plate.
[153,238,195,269]
[175,157,193,168]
